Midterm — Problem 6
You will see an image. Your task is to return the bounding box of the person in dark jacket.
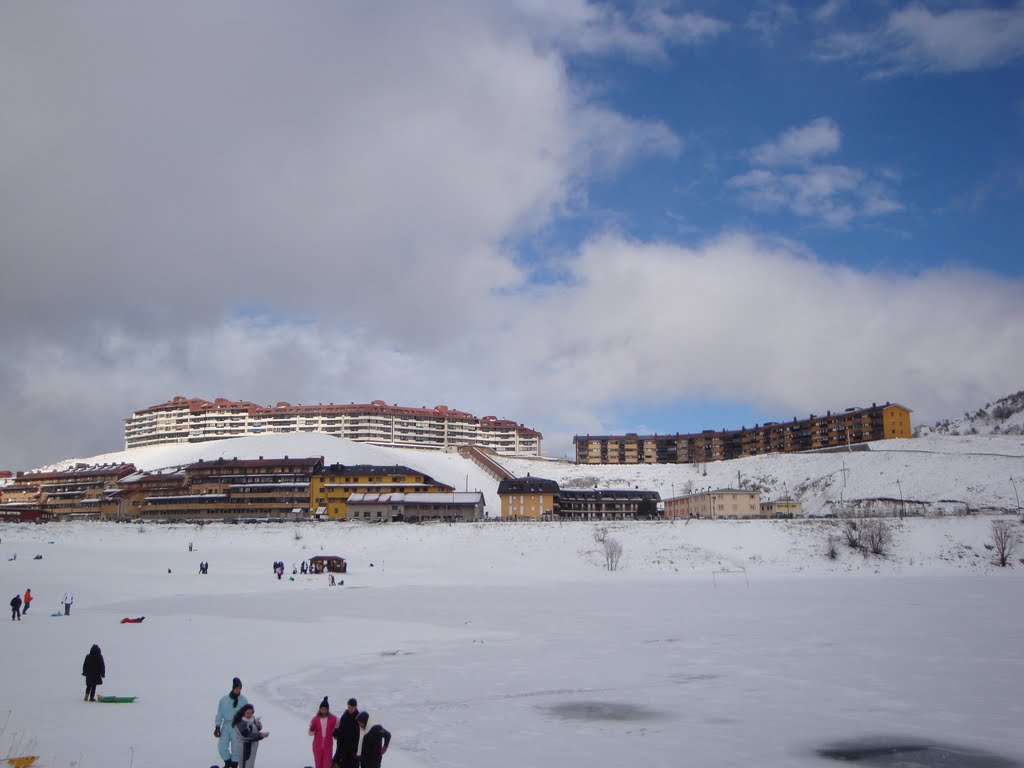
[356,711,391,768]
[82,644,105,701]
[10,593,22,621]
[332,698,360,768]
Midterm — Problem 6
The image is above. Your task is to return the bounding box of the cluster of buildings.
[496,476,800,521]
[0,458,484,523]
[0,456,803,524]
[0,397,911,524]
[124,396,542,456]
[574,403,911,464]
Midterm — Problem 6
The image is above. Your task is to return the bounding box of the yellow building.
[311,464,454,520]
[496,476,559,519]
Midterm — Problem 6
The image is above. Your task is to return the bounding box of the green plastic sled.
[96,695,137,703]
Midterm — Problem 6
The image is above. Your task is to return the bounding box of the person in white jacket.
[231,703,269,768]
[63,592,74,615]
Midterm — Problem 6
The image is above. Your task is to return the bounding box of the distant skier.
[22,588,32,614]
[308,696,337,768]
[10,593,22,621]
[356,711,391,768]
[332,698,360,768]
[215,677,248,768]
[63,592,74,615]
[231,703,269,768]
[82,644,105,701]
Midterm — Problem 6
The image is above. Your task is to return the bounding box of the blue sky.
[0,0,1023,468]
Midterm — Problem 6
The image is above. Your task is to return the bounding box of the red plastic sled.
[120,617,145,624]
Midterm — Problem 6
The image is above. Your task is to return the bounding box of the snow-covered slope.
[916,389,1024,436]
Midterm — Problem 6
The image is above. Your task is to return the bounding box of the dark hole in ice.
[817,737,1021,767]
[545,701,666,722]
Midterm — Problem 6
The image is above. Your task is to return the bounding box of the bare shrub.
[990,521,1021,567]
[841,519,861,549]
[593,525,609,545]
[826,536,839,560]
[603,537,623,571]
[861,519,893,557]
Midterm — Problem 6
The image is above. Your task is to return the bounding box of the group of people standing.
[9,589,71,619]
[214,678,391,768]
[9,588,31,620]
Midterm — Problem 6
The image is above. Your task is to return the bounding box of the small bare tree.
[603,537,623,571]
[861,519,893,557]
[990,520,1021,567]
[593,525,609,545]
[826,535,839,560]
[841,519,861,549]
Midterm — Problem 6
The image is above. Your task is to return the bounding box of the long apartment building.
[575,402,912,465]
[0,463,136,518]
[125,396,542,456]
[118,456,323,521]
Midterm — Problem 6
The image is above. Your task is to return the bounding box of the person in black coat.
[82,644,105,701]
[10,593,22,621]
[332,698,360,768]
[356,711,391,768]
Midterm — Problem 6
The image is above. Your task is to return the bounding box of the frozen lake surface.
[1,519,1022,767]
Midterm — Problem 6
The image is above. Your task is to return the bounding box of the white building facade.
[125,397,542,456]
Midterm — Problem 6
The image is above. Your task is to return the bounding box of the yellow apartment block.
[311,463,454,520]
[496,476,558,519]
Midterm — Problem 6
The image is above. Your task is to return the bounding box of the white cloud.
[502,234,1024,448]
[512,0,728,59]
[813,0,846,23]
[730,118,902,227]
[816,2,1024,75]
[749,116,841,166]
[2,235,1021,466]
[747,1,798,41]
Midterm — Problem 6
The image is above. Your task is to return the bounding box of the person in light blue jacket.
[214,677,248,768]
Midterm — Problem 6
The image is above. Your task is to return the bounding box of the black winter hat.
[320,697,330,710]
[232,677,242,689]
[356,711,369,724]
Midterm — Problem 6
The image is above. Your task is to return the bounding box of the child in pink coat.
[308,696,338,768]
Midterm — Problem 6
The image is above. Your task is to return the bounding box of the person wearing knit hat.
[214,677,248,768]
[308,695,337,768]
[356,711,392,768]
[332,697,361,768]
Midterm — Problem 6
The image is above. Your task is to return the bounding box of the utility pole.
[1011,477,1021,516]
[841,460,848,487]
[896,478,905,519]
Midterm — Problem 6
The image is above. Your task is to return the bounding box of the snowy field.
[2,518,1023,768]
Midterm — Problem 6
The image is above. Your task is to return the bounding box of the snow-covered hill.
[31,430,1024,517]
[915,389,1024,436]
